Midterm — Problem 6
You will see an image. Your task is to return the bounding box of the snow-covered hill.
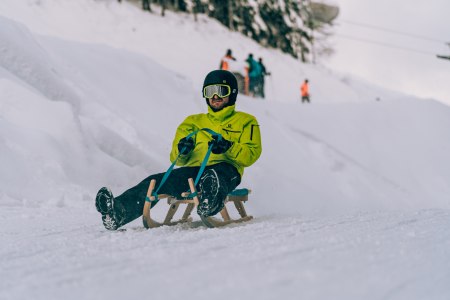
[1,1,450,300]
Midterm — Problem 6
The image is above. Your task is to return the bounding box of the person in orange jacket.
[219,49,236,71]
[301,79,310,103]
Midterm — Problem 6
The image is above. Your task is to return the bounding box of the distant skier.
[257,57,270,99]
[142,0,150,11]
[245,53,262,97]
[219,49,236,71]
[301,79,310,103]
[95,70,262,230]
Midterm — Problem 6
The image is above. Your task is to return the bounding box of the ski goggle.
[203,84,231,99]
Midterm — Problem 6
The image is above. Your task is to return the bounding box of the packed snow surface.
[0,1,449,300]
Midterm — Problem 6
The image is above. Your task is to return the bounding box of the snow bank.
[1,12,450,216]
[0,16,81,109]
[0,15,194,207]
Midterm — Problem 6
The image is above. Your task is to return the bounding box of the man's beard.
[206,99,227,112]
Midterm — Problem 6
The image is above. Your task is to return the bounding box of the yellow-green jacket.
[170,105,262,177]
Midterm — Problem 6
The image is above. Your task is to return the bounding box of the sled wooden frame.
[142,178,253,229]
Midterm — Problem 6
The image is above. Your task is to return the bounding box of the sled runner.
[142,178,253,229]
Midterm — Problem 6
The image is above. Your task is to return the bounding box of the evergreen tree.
[155,0,338,62]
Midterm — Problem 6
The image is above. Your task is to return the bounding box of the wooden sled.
[142,178,253,229]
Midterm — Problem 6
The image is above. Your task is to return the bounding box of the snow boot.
[95,187,124,230]
[197,169,224,218]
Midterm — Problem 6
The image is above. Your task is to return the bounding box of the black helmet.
[203,70,238,106]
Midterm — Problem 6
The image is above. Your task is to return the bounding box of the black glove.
[208,136,233,154]
[177,137,195,155]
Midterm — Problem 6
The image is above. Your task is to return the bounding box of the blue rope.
[193,128,221,186]
[146,128,221,203]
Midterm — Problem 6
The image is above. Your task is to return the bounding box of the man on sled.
[95,70,262,230]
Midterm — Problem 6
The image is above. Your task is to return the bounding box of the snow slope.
[1,1,450,299]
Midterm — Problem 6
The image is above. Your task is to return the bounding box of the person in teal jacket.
[95,70,262,230]
[246,53,263,96]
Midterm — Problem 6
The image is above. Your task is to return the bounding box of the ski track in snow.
[289,126,403,190]
[1,206,450,300]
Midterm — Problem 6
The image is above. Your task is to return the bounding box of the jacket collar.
[207,105,235,122]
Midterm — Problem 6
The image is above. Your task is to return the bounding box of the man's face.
[208,94,230,111]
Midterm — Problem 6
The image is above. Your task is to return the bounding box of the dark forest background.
[135,0,339,62]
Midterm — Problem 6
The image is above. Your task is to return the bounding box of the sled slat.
[142,178,252,229]
[233,199,248,218]
[181,203,195,221]
[142,179,162,229]
[163,203,179,224]
[220,206,231,221]
[187,178,200,206]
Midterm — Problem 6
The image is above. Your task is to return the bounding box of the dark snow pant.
[259,78,265,98]
[114,162,241,227]
[142,0,150,11]
[249,76,260,95]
